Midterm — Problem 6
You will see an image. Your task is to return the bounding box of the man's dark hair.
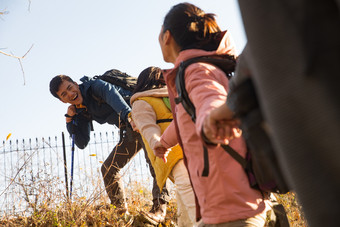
[49,75,74,99]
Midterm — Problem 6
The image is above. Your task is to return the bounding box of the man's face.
[56,80,83,105]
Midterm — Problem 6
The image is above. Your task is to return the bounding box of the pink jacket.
[160,31,270,224]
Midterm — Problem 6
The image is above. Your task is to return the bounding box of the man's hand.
[153,141,170,163]
[65,105,76,123]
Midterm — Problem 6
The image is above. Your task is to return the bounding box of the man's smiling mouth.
[72,94,78,101]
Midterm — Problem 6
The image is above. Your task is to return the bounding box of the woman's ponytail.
[163,3,222,51]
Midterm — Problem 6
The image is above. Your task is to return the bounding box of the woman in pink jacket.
[155,3,271,226]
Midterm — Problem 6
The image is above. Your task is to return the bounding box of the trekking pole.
[62,132,69,199]
[69,119,76,200]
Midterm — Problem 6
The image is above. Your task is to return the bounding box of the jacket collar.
[130,87,169,104]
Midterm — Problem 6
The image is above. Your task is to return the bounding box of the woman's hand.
[153,141,170,163]
[128,117,139,132]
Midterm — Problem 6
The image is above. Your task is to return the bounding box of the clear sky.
[0,0,247,143]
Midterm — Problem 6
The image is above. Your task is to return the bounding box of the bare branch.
[0,149,38,197]
[18,58,26,85]
[0,44,33,85]
[0,44,34,59]
[22,44,34,58]
[0,50,20,58]
[28,0,32,12]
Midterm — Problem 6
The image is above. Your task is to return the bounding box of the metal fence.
[0,130,154,216]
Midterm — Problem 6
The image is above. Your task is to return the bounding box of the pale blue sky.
[0,0,246,142]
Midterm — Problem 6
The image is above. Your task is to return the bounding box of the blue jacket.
[67,76,132,149]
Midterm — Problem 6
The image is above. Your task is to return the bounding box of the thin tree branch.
[0,44,33,85]
[0,44,34,59]
[0,149,37,197]
[18,58,26,85]
[28,0,32,12]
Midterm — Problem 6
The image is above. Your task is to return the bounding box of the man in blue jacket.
[49,73,168,221]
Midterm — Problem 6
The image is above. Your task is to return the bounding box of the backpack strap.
[174,55,236,177]
[221,144,247,168]
[175,55,236,123]
[201,146,210,177]
[175,59,197,122]
[156,119,173,124]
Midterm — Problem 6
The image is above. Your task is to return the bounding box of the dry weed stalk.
[0,44,34,85]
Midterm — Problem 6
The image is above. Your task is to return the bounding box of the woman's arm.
[131,100,162,150]
[185,63,235,144]
[160,120,178,148]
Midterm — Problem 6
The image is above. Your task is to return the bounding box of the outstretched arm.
[131,100,161,150]
[185,64,242,145]
[131,100,171,163]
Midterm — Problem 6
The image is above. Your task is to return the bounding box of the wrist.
[65,113,74,123]
[201,127,217,146]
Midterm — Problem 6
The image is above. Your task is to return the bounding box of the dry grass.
[0,142,307,226]
[0,188,308,226]
[0,176,179,227]
[274,192,308,227]
[0,192,178,226]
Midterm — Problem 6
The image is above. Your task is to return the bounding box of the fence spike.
[0,130,154,216]
[16,139,19,151]
[93,132,97,144]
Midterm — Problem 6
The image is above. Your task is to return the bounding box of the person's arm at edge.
[159,120,178,149]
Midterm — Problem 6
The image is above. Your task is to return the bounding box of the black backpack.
[93,69,137,92]
[90,69,138,107]
[84,69,137,127]
[175,55,290,195]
